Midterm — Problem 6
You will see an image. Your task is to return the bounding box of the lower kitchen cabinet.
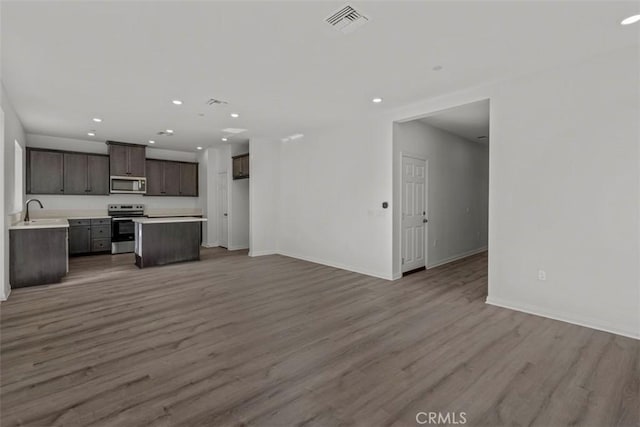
[10,227,68,287]
[68,223,91,255]
[68,218,111,255]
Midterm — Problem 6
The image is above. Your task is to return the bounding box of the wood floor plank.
[1,249,638,427]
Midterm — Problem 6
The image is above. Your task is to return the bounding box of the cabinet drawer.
[91,218,111,226]
[69,219,91,227]
[91,225,111,237]
[91,238,111,252]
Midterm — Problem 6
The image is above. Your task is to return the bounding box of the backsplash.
[26,194,201,212]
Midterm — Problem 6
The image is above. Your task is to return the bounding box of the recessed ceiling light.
[172,100,183,105]
[149,140,155,144]
[166,129,174,134]
[222,128,247,134]
[197,146,203,150]
[621,14,640,25]
[433,65,443,71]
[230,113,239,118]
[92,118,102,123]
[87,132,95,136]
[221,137,228,142]
[372,97,383,103]
[289,133,304,140]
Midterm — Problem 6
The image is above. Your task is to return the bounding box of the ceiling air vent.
[157,131,174,136]
[326,5,369,34]
[206,98,228,106]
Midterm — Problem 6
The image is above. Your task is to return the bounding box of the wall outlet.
[538,270,546,281]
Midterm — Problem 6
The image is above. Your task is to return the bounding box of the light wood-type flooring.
[1,249,638,426]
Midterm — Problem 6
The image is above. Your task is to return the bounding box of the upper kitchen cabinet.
[107,141,146,177]
[27,148,64,194]
[179,162,198,196]
[145,159,164,196]
[232,153,249,180]
[145,159,198,197]
[63,153,109,195]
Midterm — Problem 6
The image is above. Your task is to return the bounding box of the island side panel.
[10,228,68,287]
[135,222,201,268]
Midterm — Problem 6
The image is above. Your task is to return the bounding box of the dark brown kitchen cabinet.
[232,153,249,180]
[145,159,164,196]
[28,148,109,195]
[87,155,110,194]
[108,142,146,177]
[145,159,198,197]
[163,161,181,196]
[10,227,67,287]
[68,218,111,255]
[63,153,109,195]
[179,163,198,196]
[68,224,92,255]
[63,153,87,194]
[27,149,64,194]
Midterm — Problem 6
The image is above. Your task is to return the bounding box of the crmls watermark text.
[416,411,467,425]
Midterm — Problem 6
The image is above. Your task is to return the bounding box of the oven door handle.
[111,217,144,221]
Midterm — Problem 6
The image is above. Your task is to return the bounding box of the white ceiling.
[2,1,638,152]
[419,99,490,143]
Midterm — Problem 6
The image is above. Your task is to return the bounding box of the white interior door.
[402,155,427,272]
[219,172,228,248]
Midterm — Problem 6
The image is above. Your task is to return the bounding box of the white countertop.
[9,218,70,230]
[67,216,112,220]
[146,214,202,218]
[133,217,207,224]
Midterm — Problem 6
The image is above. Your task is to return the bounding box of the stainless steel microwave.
[110,176,147,194]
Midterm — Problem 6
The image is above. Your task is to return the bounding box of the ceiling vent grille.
[326,5,369,34]
[206,98,228,106]
[157,131,173,136]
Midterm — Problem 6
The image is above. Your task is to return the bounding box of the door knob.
[423,219,428,223]
[223,213,228,216]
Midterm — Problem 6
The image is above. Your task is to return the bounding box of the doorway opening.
[395,99,490,279]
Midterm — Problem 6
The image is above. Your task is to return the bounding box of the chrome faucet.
[24,199,44,223]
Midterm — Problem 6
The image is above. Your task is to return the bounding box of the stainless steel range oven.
[108,204,145,254]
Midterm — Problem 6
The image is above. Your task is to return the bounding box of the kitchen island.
[133,217,207,268]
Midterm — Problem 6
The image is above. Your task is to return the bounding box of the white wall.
[2,83,26,300]
[394,120,489,269]
[25,134,201,211]
[198,148,212,244]
[484,47,639,338]
[230,143,249,250]
[0,106,5,300]
[389,46,639,338]
[251,117,394,279]
[249,138,281,256]
[249,46,639,338]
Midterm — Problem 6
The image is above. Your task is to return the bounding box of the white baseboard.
[249,250,278,257]
[427,246,488,269]
[201,242,219,248]
[227,245,249,251]
[486,296,640,340]
[0,287,11,302]
[392,272,403,280]
[278,250,393,280]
